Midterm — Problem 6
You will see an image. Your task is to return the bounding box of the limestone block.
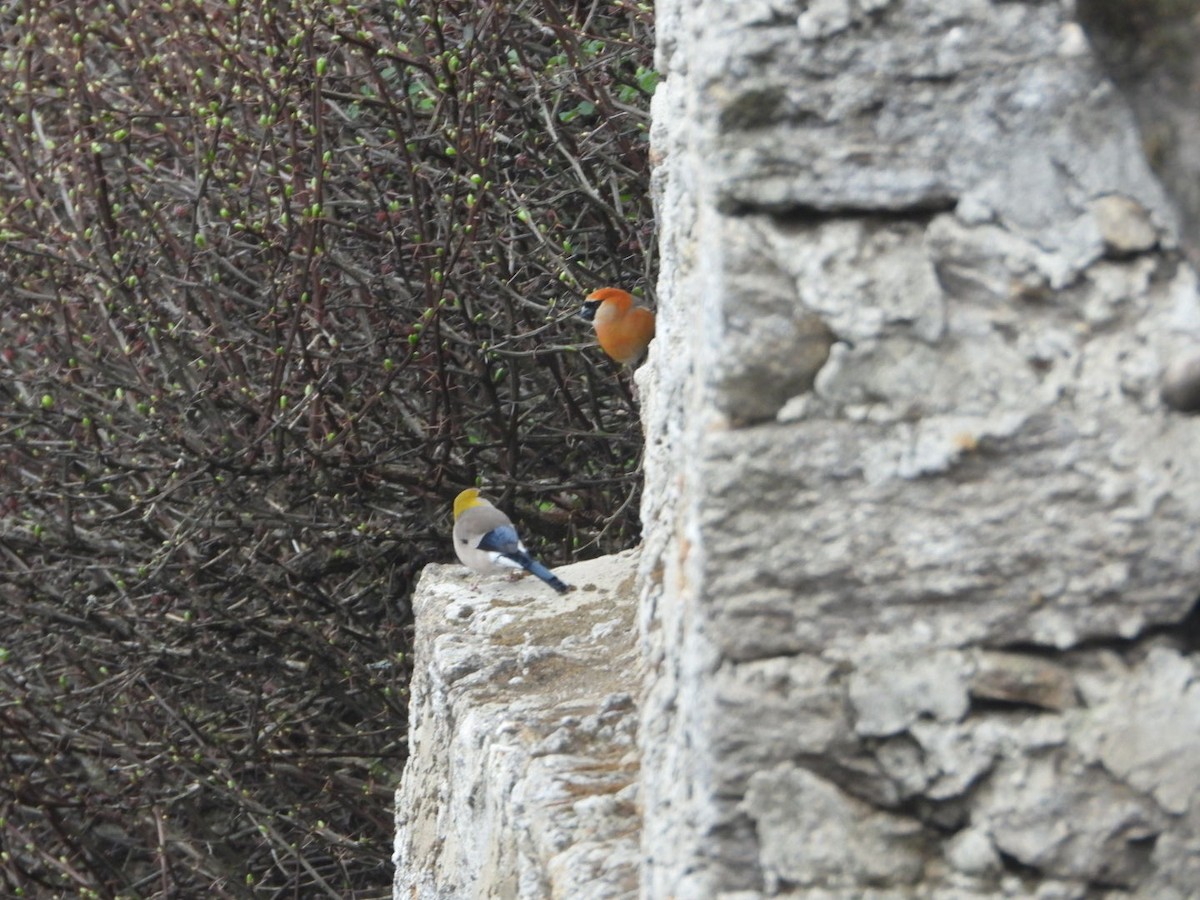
[978,753,1160,886]
[705,0,1177,237]
[712,654,850,791]
[743,765,927,890]
[1090,194,1161,256]
[968,650,1078,712]
[1073,645,1200,817]
[393,553,641,900]
[641,0,1200,896]
[1160,349,1200,412]
[848,650,970,737]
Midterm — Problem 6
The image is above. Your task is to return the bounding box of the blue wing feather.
[503,549,570,594]
[476,524,521,555]
[477,526,570,595]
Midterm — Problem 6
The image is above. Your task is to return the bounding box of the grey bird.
[452,488,570,594]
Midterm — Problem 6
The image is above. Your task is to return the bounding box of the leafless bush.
[0,0,655,894]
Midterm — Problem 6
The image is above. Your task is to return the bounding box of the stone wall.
[393,553,643,899]
[396,1,1200,897]
[641,0,1200,896]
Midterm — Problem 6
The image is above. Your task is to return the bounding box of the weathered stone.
[969,650,1078,712]
[712,654,851,793]
[743,765,927,891]
[945,826,1002,877]
[1160,350,1200,412]
[636,0,1200,896]
[1074,645,1200,816]
[1090,194,1160,256]
[709,2,1174,232]
[848,650,970,737]
[979,754,1160,886]
[393,554,641,900]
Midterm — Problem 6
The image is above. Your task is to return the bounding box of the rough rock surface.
[393,554,641,900]
[641,0,1200,897]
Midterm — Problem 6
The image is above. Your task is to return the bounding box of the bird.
[452,488,571,594]
[579,287,656,365]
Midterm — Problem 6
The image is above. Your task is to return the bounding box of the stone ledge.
[393,551,642,900]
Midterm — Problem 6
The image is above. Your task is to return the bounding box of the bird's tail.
[506,551,571,594]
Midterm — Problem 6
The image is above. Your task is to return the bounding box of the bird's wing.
[475,523,522,555]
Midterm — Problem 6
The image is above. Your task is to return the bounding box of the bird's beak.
[579,299,599,323]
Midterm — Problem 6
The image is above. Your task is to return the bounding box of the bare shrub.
[0,0,654,894]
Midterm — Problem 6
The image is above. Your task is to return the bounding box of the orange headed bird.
[579,287,656,365]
